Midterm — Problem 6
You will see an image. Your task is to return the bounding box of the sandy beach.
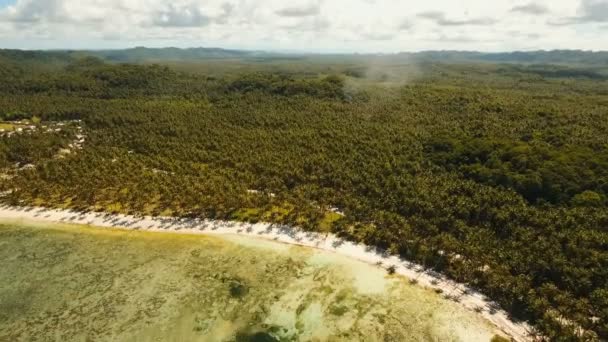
[0,205,532,341]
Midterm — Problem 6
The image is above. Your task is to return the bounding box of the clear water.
[0,220,502,341]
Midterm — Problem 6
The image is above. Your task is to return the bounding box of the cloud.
[153,4,211,27]
[510,3,549,15]
[279,16,330,32]
[550,0,608,25]
[578,0,608,22]
[5,0,67,23]
[0,0,606,52]
[435,34,479,43]
[398,20,413,31]
[360,31,395,41]
[417,11,496,26]
[215,3,235,24]
[275,3,320,17]
[508,30,541,39]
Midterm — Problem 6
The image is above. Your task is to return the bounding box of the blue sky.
[0,0,606,52]
[0,0,15,8]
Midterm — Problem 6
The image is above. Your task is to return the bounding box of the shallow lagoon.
[0,221,504,341]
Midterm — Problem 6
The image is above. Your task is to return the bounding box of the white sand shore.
[0,205,532,341]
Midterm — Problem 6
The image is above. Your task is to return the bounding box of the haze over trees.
[0,49,607,340]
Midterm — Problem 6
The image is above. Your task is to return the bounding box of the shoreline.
[0,205,532,341]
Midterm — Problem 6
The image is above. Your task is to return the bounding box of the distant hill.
[399,50,608,65]
[0,47,607,66]
[89,47,263,62]
[0,47,264,66]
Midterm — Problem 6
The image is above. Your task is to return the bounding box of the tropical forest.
[0,48,607,341]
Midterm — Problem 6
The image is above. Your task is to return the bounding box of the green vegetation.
[0,49,607,340]
[0,123,16,131]
[491,335,511,342]
[425,137,608,205]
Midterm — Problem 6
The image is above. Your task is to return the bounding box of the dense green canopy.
[0,52,607,340]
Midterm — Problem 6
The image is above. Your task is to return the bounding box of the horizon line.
[2,46,608,56]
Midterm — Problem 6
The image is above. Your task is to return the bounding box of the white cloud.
[0,0,606,52]
[275,1,321,17]
[510,3,550,15]
[417,11,496,26]
[578,0,608,22]
[152,4,211,27]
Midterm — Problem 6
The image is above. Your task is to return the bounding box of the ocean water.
[0,221,502,341]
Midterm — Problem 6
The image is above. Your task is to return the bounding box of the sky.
[0,0,606,53]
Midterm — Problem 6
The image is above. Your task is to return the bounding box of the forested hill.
[401,50,608,65]
[0,54,607,340]
[1,48,608,66]
[90,47,264,62]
